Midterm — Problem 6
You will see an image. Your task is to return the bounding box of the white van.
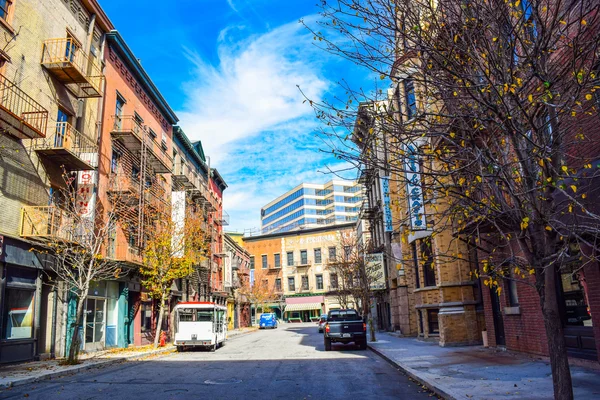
[173,302,227,351]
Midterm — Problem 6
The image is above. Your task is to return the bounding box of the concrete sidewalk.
[368,333,600,400]
[0,327,258,389]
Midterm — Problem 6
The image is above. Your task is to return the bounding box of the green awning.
[285,303,322,312]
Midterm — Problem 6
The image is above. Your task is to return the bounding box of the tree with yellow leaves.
[305,1,600,398]
[238,267,279,322]
[141,196,209,348]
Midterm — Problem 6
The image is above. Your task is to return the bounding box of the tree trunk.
[68,291,87,364]
[540,268,573,400]
[368,308,376,343]
[153,293,166,348]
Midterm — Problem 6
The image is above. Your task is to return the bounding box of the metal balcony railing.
[214,210,230,226]
[111,115,173,173]
[173,162,199,189]
[41,38,104,98]
[107,174,142,198]
[33,122,97,170]
[107,242,143,265]
[0,73,48,139]
[20,206,75,242]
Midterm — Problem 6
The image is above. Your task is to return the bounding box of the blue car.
[259,313,278,329]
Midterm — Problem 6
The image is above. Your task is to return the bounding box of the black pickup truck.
[323,309,367,351]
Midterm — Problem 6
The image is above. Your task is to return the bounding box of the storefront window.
[3,289,35,339]
[427,309,439,334]
[561,267,593,327]
[141,302,152,333]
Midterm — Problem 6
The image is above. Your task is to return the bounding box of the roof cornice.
[105,30,178,125]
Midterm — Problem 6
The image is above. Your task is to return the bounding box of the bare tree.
[26,174,127,364]
[328,234,384,342]
[304,1,600,397]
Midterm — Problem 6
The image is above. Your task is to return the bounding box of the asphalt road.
[0,323,435,400]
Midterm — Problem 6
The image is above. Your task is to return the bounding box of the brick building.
[243,224,356,323]
[0,0,111,363]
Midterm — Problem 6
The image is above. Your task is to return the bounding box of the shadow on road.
[285,324,366,352]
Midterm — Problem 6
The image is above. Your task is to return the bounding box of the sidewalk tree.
[328,234,384,342]
[239,268,278,320]
[140,197,208,348]
[305,1,600,398]
[36,174,128,364]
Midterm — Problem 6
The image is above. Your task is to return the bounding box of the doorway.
[84,298,105,352]
[489,288,506,346]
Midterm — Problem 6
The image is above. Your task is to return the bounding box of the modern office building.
[260,180,363,234]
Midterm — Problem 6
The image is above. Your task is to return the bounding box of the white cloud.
[178,17,330,163]
[177,17,355,232]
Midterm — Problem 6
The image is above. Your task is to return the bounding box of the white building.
[260,180,363,234]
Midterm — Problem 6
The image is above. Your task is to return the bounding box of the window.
[287,251,294,266]
[412,242,420,289]
[149,128,157,140]
[65,32,80,63]
[404,79,417,120]
[274,253,281,268]
[300,250,308,265]
[344,246,352,260]
[288,277,295,292]
[0,0,11,20]
[427,309,439,334]
[250,256,255,270]
[314,248,322,264]
[131,164,140,180]
[3,289,35,339]
[261,255,267,269]
[115,93,125,129]
[302,275,309,290]
[420,238,436,287]
[328,246,336,261]
[110,147,121,173]
[141,302,152,333]
[330,273,338,289]
[506,270,519,307]
[275,278,282,292]
[316,275,323,290]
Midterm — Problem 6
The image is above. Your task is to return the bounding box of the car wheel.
[358,339,367,350]
[211,338,217,352]
[324,337,332,351]
[176,345,184,352]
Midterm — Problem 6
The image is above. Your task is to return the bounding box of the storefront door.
[559,261,596,360]
[84,298,105,352]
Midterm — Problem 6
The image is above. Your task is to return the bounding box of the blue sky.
[100,0,367,232]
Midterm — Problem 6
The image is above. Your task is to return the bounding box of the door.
[84,298,105,351]
[55,109,69,148]
[489,288,506,346]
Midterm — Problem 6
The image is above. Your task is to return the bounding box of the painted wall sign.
[404,145,426,230]
[380,176,393,232]
[365,253,386,290]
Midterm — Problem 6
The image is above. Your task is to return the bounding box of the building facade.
[0,0,229,363]
[0,0,112,363]
[260,180,363,234]
[224,233,251,330]
[243,224,356,322]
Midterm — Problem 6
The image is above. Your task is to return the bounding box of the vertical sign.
[404,144,426,230]
[171,191,186,257]
[380,176,393,232]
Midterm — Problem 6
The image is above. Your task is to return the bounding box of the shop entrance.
[559,261,596,360]
[84,298,105,352]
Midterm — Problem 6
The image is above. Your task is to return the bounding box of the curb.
[368,344,456,400]
[0,346,175,389]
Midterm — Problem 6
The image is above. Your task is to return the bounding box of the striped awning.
[285,303,322,312]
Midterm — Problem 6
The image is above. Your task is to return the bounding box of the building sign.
[171,191,186,258]
[365,253,386,290]
[404,144,426,230]
[224,252,232,288]
[380,176,393,232]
